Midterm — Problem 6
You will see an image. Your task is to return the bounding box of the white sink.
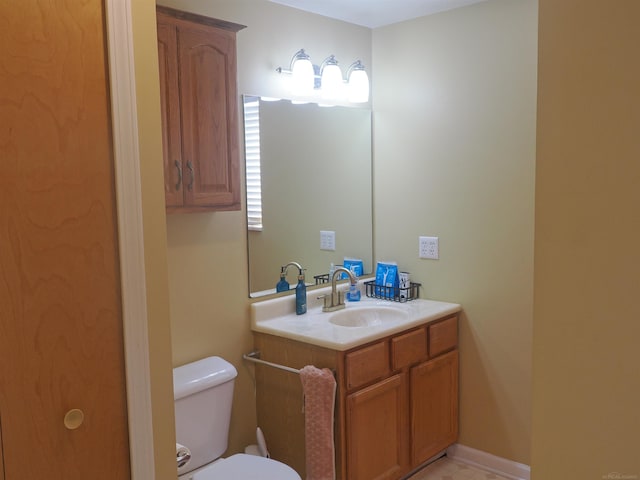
[328,305,408,327]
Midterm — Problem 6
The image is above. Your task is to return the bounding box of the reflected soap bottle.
[346,282,361,302]
[295,271,307,315]
[276,269,289,293]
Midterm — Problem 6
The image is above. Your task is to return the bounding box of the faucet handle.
[317,293,332,309]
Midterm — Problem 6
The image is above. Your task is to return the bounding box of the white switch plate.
[320,230,336,251]
[419,236,439,259]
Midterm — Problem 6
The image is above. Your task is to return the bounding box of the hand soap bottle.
[276,268,289,293]
[295,270,307,315]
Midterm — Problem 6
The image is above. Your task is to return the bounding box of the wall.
[156,0,371,455]
[532,0,640,477]
[372,0,537,465]
[131,1,177,478]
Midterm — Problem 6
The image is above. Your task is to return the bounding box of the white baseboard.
[446,444,530,480]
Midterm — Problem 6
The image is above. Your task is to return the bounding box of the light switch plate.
[320,230,336,251]
[419,236,439,259]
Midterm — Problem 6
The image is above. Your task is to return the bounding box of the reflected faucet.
[319,266,357,312]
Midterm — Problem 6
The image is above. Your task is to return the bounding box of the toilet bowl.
[185,453,299,480]
[174,356,300,480]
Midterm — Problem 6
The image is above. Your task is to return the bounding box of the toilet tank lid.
[173,356,238,400]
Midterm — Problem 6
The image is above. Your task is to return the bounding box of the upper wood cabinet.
[156,7,245,213]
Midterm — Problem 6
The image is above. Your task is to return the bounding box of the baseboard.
[446,444,530,480]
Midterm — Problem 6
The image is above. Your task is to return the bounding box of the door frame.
[105,1,156,478]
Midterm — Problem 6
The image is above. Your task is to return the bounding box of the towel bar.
[243,350,301,375]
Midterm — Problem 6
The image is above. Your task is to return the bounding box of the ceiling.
[268,0,488,28]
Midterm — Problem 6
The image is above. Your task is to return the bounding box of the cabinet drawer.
[428,316,458,357]
[391,328,427,370]
[346,341,390,390]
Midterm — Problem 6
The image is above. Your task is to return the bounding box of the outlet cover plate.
[419,236,439,259]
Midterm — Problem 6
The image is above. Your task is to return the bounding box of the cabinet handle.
[186,161,194,191]
[174,160,182,191]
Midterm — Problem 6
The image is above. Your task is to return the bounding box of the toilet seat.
[192,453,301,480]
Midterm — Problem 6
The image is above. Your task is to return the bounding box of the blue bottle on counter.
[295,272,307,315]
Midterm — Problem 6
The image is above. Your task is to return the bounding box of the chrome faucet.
[319,266,357,312]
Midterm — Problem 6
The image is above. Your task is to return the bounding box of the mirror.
[243,96,373,297]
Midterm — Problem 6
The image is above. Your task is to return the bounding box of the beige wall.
[532,0,640,477]
[372,0,537,465]
[131,1,177,478]
[156,0,371,455]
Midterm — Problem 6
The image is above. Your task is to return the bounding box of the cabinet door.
[157,19,184,208]
[410,350,459,465]
[346,374,409,480]
[178,24,240,209]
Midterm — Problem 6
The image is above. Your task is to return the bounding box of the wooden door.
[346,374,409,480]
[157,18,184,208]
[0,1,131,479]
[178,22,240,209]
[410,350,459,465]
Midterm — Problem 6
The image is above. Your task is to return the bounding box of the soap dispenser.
[276,267,290,293]
[295,269,307,315]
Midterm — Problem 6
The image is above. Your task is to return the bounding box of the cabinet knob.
[63,409,85,430]
[174,160,182,191]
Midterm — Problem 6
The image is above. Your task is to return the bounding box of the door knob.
[63,409,85,430]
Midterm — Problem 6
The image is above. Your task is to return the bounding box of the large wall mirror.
[243,96,373,297]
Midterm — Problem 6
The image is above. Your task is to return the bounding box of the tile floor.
[406,456,510,480]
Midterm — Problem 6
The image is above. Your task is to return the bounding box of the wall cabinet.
[156,7,245,213]
[253,313,458,480]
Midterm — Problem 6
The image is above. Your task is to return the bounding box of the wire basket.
[364,280,421,302]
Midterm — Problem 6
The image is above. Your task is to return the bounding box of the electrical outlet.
[419,236,439,259]
[320,230,336,251]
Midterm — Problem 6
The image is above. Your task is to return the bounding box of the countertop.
[250,283,461,351]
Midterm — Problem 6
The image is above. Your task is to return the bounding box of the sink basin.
[329,305,409,328]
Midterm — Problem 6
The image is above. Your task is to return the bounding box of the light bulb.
[291,52,314,97]
[348,64,369,103]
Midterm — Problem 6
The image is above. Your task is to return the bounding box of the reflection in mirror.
[243,96,373,297]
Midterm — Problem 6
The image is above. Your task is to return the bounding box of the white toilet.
[174,356,301,480]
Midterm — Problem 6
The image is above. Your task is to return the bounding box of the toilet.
[174,356,301,480]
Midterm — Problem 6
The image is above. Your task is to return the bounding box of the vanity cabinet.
[253,313,458,480]
[156,7,245,213]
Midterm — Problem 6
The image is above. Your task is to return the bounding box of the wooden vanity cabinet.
[253,313,458,480]
[156,7,245,213]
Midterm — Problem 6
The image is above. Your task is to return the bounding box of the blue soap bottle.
[295,271,307,315]
[276,269,289,293]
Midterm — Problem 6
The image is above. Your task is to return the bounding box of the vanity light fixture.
[277,49,370,104]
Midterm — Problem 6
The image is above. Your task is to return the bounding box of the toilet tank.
[173,356,238,474]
